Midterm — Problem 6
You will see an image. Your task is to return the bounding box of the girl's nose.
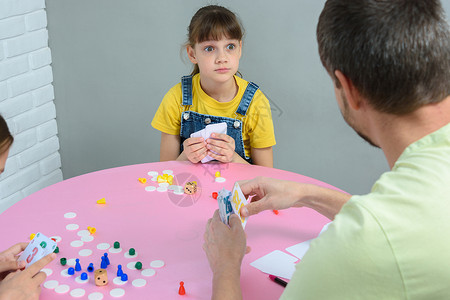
[215,50,228,63]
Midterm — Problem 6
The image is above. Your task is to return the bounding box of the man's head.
[317,0,450,115]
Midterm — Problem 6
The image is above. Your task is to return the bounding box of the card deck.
[230,182,248,228]
[190,122,227,163]
[18,232,57,268]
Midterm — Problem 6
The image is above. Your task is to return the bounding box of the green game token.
[114,241,120,249]
[129,248,136,256]
[60,258,67,266]
[135,262,142,270]
[54,246,59,253]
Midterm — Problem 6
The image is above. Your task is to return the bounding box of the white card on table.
[230,182,248,228]
[250,250,298,280]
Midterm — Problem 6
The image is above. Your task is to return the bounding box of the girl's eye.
[227,44,236,50]
[204,46,214,52]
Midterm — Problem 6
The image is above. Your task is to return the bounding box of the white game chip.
[158,182,169,188]
[81,235,94,242]
[109,247,122,254]
[132,278,147,287]
[145,186,156,192]
[141,268,156,277]
[215,177,226,183]
[43,280,59,289]
[156,186,167,192]
[147,171,158,177]
[64,212,77,219]
[97,243,110,250]
[66,224,79,231]
[70,240,84,248]
[88,292,104,300]
[42,268,52,276]
[110,288,126,298]
[151,177,158,182]
[61,269,71,277]
[55,284,70,294]
[79,249,93,257]
[67,258,76,266]
[126,261,137,270]
[162,170,173,175]
[77,230,90,237]
[113,277,127,285]
[70,288,86,298]
[173,189,184,195]
[150,260,165,268]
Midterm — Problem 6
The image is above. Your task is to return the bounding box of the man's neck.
[373,96,450,168]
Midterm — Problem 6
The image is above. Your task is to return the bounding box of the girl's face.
[187,36,242,84]
[0,148,9,174]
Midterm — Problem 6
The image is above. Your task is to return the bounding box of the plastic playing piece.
[117,264,123,277]
[60,258,67,266]
[212,192,218,199]
[138,177,147,184]
[87,226,96,234]
[135,262,142,270]
[51,237,57,242]
[103,253,110,265]
[215,171,221,177]
[121,273,128,281]
[96,198,106,204]
[179,281,186,295]
[129,248,136,256]
[273,210,279,215]
[100,256,107,269]
[94,269,108,286]
[68,267,75,275]
[75,258,82,271]
[54,246,59,253]
[114,241,120,249]
[81,272,88,280]
[87,263,94,272]
[29,233,36,240]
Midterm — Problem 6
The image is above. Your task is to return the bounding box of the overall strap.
[236,82,259,116]
[181,75,193,106]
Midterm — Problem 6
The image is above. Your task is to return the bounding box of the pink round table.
[0,161,339,299]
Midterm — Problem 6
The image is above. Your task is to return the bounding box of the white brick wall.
[0,1,62,213]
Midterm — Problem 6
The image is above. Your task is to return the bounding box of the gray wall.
[48,0,448,196]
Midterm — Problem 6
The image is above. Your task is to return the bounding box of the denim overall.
[179,75,259,164]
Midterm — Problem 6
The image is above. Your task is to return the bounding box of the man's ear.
[186,45,197,64]
[335,70,363,110]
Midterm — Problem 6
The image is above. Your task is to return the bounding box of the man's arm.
[239,177,351,220]
[204,212,247,300]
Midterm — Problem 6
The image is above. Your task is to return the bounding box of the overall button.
[183,112,190,120]
[234,120,241,128]
[204,118,211,125]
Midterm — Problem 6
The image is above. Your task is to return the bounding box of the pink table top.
[0,161,339,299]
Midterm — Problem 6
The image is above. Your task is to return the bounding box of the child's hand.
[206,133,236,163]
[182,137,208,163]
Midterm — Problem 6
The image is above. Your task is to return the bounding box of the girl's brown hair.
[0,115,13,155]
[187,5,244,75]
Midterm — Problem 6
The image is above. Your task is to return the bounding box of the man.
[203,0,450,299]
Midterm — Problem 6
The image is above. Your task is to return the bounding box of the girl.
[152,5,276,167]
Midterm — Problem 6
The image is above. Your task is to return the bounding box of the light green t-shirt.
[281,123,450,299]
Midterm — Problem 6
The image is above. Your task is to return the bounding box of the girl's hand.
[206,133,236,163]
[0,243,28,280]
[182,137,208,163]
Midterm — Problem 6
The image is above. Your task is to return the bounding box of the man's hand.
[0,243,28,279]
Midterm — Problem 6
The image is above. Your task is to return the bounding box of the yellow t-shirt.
[151,74,276,158]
